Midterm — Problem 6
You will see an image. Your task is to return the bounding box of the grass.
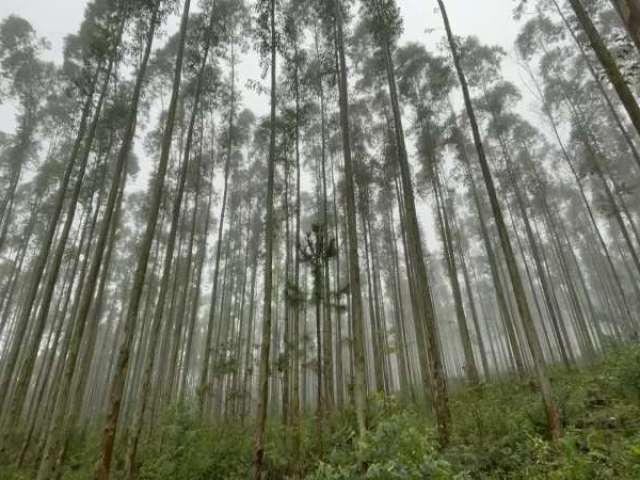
[2,345,639,479]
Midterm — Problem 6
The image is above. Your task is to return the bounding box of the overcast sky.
[0,0,536,265]
[0,0,526,133]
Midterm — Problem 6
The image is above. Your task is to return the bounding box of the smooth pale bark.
[0,196,39,337]
[124,6,213,474]
[64,5,160,458]
[433,170,479,384]
[180,157,215,402]
[454,125,525,373]
[166,167,201,403]
[446,188,491,378]
[35,169,110,480]
[496,137,574,367]
[282,160,291,424]
[251,0,277,476]
[395,177,432,398]
[291,40,302,430]
[2,55,116,441]
[0,67,99,415]
[368,215,391,392]
[567,0,640,142]
[385,214,410,394]
[361,205,385,393]
[314,28,335,409]
[70,164,127,430]
[536,82,637,330]
[33,34,124,475]
[240,216,260,420]
[19,209,89,459]
[611,0,640,52]
[378,29,451,442]
[437,0,562,440]
[93,0,188,476]
[333,0,368,437]
[534,2,640,172]
[198,45,237,414]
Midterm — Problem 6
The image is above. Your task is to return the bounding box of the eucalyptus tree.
[517,6,640,171]
[509,119,602,354]
[92,0,190,477]
[323,0,369,439]
[359,0,451,439]
[0,16,52,256]
[0,128,67,340]
[564,0,640,140]
[178,147,216,404]
[341,91,387,394]
[296,224,338,453]
[123,3,222,475]
[447,118,527,374]
[198,0,249,415]
[279,0,311,428]
[303,6,340,412]
[349,26,395,396]
[479,81,579,366]
[392,40,480,385]
[520,0,640,147]
[251,0,278,476]
[272,105,296,425]
[207,109,256,418]
[0,17,69,412]
[376,174,414,397]
[0,0,157,452]
[610,0,640,51]
[515,11,639,333]
[436,1,562,440]
[532,31,640,279]
[166,71,220,407]
[0,0,124,436]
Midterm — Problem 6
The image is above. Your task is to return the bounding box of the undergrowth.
[2,345,639,479]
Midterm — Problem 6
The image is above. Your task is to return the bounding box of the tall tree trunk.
[546,0,640,171]
[437,0,562,440]
[0,66,100,415]
[378,17,450,443]
[2,50,118,439]
[361,206,385,393]
[610,0,640,54]
[332,0,368,438]
[567,0,640,142]
[198,41,237,414]
[433,169,479,384]
[93,1,189,476]
[251,0,277,476]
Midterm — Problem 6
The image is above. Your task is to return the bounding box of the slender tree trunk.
[433,169,479,384]
[198,43,237,413]
[332,0,368,438]
[567,0,640,142]
[438,0,562,440]
[610,0,640,52]
[251,0,277,476]
[0,66,100,415]
[93,1,189,476]
[379,21,450,442]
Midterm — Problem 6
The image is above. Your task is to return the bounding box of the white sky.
[0,0,533,266]
[0,0,526,133]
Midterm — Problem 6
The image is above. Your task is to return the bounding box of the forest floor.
[3,345,640,479]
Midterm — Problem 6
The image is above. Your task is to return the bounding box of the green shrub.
[6,347,640,479]
[305,407,464,479]
[607,346,640,400]
[136,405,251,480]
